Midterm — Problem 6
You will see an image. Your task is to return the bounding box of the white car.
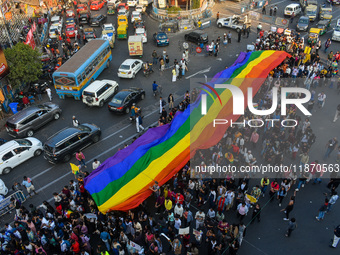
[0,138,43,175]
[127,0,137,7]
[135,4,146,13]
[82,80,119,107]
[49,24,62,39]
[131,11,142,23]
[332,19,340,41]
[117,59,143,78]
[51,15,63,27]
[0,179,8,196]
[284,3,301,16]
[135,27,147,43]
[102,23,116,35]
[118,8,130,17]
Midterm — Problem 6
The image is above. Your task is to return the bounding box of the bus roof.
[56,39,107,73]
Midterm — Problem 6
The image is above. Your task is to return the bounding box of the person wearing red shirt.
[22,95,29,107]
[175,192,184,204]
[70,239,80,255]
[269,180,280,202]
[231,143,240,155]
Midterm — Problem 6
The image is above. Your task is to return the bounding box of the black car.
[43,123,101,163]
[79,11,90,25]
[108,87,145,114]
[90,14,107,27]
[184,31,208,44]
[84,28,96,41]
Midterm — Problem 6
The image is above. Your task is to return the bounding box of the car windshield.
[104,26,114,30]
[136,31,144,36]
[66,19,74,24]
[323,10,332,14]
[335,27,340,32]
[39,104,51,109]
[158,34,167,39]
[83,91,95,97]
[119,18,126,22]
[50,27,57,32]
[300,19,308,24]
[16,139,32,146]
[67,10,73,14]
[306,10,316,15]
[85,32,94,38]
[77,125,91,132]
[66,27,74,31]
[120,64,130,70]
[286,7,293,11]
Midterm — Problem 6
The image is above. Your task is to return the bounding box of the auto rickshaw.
[316,19,331,36]
[307,28,321,45]
[117,15,128,28]
[117,24,128,39]
[107,3,115,15]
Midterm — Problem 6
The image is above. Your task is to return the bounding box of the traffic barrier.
[196,18,212,29]
[0,191,26,217]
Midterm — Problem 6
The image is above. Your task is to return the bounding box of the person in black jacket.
[330,225,340,248]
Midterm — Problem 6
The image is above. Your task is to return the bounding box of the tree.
[4,43,42,89]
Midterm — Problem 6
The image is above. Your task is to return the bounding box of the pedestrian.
[238,222,246,245]
[290,12,295,23]
[330,225,340,248]
[251,203,261,223]
[324,137,338,160]
[216,11,219,21]
[185,49,189,62]
[316,198,329,221]
[333,104,340,122]
[35,86,42,101]
[281,193,296,221]
[168,93,174,110]
[269,180,279,202]
[285,218,297,237]
[160,58,165,72]
[237,29,242,43]
[262,5,266,15]
[195,209,205,229]
[227,31,232,44]
[76,151,86,168]
[136,114,145,133]
[274,5,278,15]
[165,55,170,69]
[269,7,273,16]
[325,38,331,53]
[260,177,269,197]
[159,96,165,114]
[317,91,326,108]
[92,159,101,170]
[72,116,80,127]
[327,191,338,212]
[152,50,158,64]
[236,202,248,221]
[43,87,52,101]
[246,26,250,38]
[22,176,38,198]
[172,68,177,82]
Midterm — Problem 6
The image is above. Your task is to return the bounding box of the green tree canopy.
[4,43,42,89]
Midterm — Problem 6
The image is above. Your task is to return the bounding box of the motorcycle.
[143,62,154,77]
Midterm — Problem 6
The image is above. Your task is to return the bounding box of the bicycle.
[153,85,163,97]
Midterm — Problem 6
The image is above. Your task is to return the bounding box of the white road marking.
[185,67,211,79]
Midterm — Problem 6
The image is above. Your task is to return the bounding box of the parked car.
[296,16,309,31]
[0,179,8,196]
[90,0,105,10]
[66,24,78,38]
[43,124,101,163]
[108,87,145,114]
[90,14,107,26]
[153,32,169,46]
[65,17,76,26]
[82,80,119,107]
[184,31,208,44]
[66,9,75,18]
[135,27,147,43]
[6,103,62,138]
[117,59,143,78]
[79,11,90,25]
[0,138,43,174]
[84,28,97,41]
[131,11,142,23]
[77,4,88,13]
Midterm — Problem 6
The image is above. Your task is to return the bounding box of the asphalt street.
[0,0,340,254]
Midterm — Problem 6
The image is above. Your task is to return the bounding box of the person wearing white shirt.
[207,208,216,219]
[195,210,205,229]
[92,159,101,170]
[174,217,181,230]
[174,203,184,217]
[317,92,326,108]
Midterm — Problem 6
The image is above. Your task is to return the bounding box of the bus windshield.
[54,76,77,87]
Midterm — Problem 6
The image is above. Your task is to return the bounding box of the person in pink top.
[250,130,260,148]
[76,151,86,168]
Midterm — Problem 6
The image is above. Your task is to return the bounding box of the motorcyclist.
[130,103,137,121]
[152,81,158,94]
[257,23,262,34]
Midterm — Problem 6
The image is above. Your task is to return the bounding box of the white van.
[82,80,119,107]
[284,3,302,16]
[332,19,340,41]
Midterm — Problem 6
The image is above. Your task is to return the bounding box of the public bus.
[53,39,112,100]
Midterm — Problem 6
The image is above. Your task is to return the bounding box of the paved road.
[0,1,340,254]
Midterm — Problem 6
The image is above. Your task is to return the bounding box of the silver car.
[297,16,309,31]
[6,102,62,138]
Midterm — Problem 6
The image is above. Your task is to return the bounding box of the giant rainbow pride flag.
[84,50,290,213]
